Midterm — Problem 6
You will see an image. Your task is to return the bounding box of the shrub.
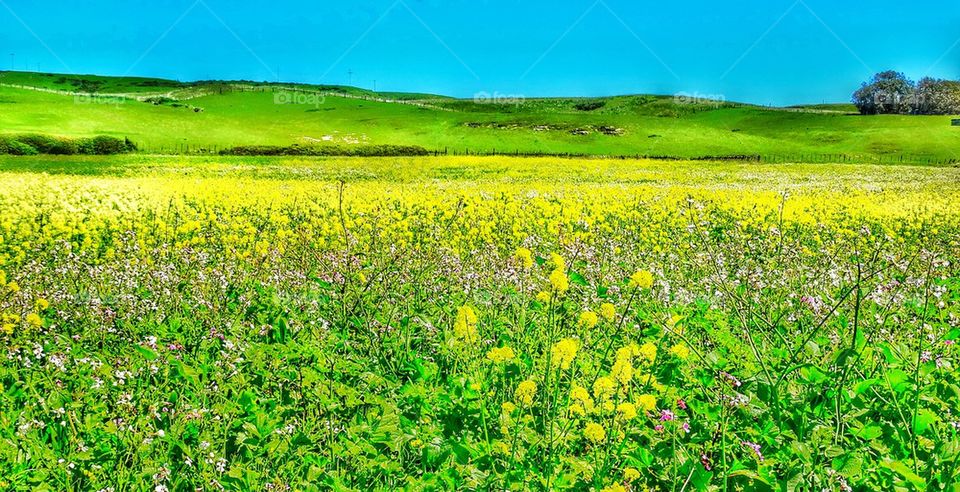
[15,134,79,155]
[574,100,606,111]
[5,140,39,155]
[0,134,135,155]
[219,144,430,157]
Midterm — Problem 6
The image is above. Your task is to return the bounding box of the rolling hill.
[1,71,958,163]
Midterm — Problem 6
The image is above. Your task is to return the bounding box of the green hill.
[1,71,958,163]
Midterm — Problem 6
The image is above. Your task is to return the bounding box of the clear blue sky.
[1,0,958,105]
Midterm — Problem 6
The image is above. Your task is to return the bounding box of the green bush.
[5,140,39,155]
[15,134,79,155]
[0,134,135,155]
[89,135,130,155]
[219,144,430,157]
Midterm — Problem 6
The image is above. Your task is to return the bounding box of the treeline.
[853,71,960,115]
[218,144,430,157]
[0,134,137,155]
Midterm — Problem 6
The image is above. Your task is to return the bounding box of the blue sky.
[1,0,958,105]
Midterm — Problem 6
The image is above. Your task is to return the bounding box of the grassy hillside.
[1,71,958,162]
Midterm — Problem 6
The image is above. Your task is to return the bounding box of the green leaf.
[853,425,883,440]
[913,409,938,435]
[881,460,926,489]
[568,271,588,286]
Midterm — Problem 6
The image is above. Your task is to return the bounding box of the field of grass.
[0,155,958,490]
[2,71,959,162]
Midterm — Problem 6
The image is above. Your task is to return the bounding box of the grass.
[0,156,957,490]
[1,71,959,162]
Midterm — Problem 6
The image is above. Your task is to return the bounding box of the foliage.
[219,144,430,157]
[854,71,960,115]
[0,134,136,155]
[3,73,960,162]
[0,157,958,491]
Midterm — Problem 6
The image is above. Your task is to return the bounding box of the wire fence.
[130,143,960,166]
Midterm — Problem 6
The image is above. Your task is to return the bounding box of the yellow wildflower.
[515,380,537,406]
[611,357,634,387]
[600,303,616,322]
[549,253,566,271]
[551,338,579,370]
[593,376,616,401]
[617,402,638,421]
[670,343,690,360]
[635,372,665,392]
[514,247,533,269]
[549,268,569,294]
[638,342,657,365]
[536,291,551,303]
[636,394,657,412]
[578,311,599,329]
[453,306,479,343]
[501,401,517,415]
[628,270,654,290]
[584,422,606,444]
[569,385,595,416]
[486,346,516,363]
[600,484,627,492]
[25,313,42,329]
[624,467,641,481]
[35,298,50,311]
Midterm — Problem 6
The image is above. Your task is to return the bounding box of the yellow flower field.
[0,156,957,490]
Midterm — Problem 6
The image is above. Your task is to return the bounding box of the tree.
[915,77,960,115]
[852,71,915,115]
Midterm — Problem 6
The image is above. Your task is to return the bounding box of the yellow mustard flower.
[25,313,42,329]
[670,343,690,360]
[624,467,641,481]
[584,422,606,444]
[453,305,479,343]
[600,303,616,322]
[593,376,616,401]
[638,342,657,365]
[600,484,626,492]
[514,247,533,269]
[515,380,537,406]
[611,357,634,387]
[637,394,657,412]
[628,270,654,290]
[578,311,599,329]
[486,346,516,363]
[549,268,569,294]
[551,338,579,370]
[549,253,566,271]
[617,402,638,421]
[569,385,595,416]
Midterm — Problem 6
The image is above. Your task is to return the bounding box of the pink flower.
[742,441,764,462]
[677,399,688,410]
[721,372,742,388]
[654,424,665,432]
[681,421,690,433]
[660,410,676,421]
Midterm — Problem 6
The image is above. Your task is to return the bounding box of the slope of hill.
[1,71,958,162]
